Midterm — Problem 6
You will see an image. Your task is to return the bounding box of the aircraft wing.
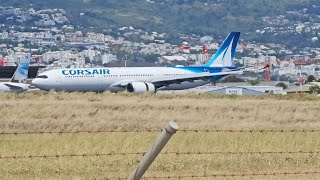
[114,70,243,88]
[150,70,243,87]
[4,83,25,90]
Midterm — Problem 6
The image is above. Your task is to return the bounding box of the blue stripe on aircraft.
[170,66,238,73]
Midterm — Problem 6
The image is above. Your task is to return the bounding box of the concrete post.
[127,121,179,180]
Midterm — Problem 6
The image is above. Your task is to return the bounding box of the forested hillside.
[1,0,319,46]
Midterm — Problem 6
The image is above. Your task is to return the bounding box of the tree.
[219,75,245,83]
[276,82,288,89]
[249,79,260,86]
[234,61,244,67]
[85,57,91,64]
[279,75,289,81]
[56,36,62,41]
[307,75,316,83]
[309,85,320,94]
[49,46,59,51]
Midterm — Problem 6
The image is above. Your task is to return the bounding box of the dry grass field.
[0,92,320,179]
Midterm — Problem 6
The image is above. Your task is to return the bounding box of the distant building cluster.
[0,7,69,26]
[257,6,320,43]
[0,6,320,84]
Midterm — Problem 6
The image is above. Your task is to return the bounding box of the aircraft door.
[56,70,62,83]
[98,74,104,90]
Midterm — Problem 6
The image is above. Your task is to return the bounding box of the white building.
[63,51,85,67]
[196,54,211,64]
[278,60,296,75]
[82,49,97,61]
[242,57,258,66]
[43,51,63,63]
[208,86,285,96]
[159,56,187,63]
[257,55,277,64]
[102,54,117,64]
[12,52,31,64]
[295,64,316,76]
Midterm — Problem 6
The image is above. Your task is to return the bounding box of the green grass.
[1,132,320,178]
[0,92,319,179]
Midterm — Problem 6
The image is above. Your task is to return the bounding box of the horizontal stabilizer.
[4,83,24,89]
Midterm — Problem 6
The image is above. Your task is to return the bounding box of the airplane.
[32,32,245,93]
[0,54,30,93]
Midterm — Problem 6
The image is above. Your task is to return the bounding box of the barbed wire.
[0,152,145,159]
[0,129,161,135]
[98,177,126,180]
[1,150,320,160]
[98,171,320,179]
[1,129,320,135]
[141,171,320,179]
[180,129,320,133]
[163,151,320,155]
[95,177,126,180]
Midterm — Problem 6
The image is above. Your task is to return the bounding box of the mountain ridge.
[0,0,319,47]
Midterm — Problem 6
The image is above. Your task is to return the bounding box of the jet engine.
[126,82,156,93]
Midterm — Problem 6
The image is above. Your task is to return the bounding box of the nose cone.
[31,78,40,87]
[31,78,46,90]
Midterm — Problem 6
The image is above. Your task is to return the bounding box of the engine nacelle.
[126,82,156,93]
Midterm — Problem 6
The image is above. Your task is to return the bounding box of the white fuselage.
[31,67,218,92]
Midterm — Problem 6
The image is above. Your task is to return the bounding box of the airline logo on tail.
[203,32,240,67]
[10,53,30,83]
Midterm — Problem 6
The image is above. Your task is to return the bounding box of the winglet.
[203,32,240,67]
[10,53,31,83]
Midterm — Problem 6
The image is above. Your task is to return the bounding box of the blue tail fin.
[203,32,240,67]
[10,53,30,83]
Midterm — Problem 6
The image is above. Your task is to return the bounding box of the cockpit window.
[36,75,48,79]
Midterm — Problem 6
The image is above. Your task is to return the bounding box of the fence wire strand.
[163,151,320,155]
[0,129,161,135]
[0,152,144,159]
[1,150,320,160]
[180,129,320,133]
[98,171,320,179]
[1,129,320,135]
[140,171,320,179]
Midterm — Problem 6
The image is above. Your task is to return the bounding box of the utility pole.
[299,63,303,96]
[125,55,127,67]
